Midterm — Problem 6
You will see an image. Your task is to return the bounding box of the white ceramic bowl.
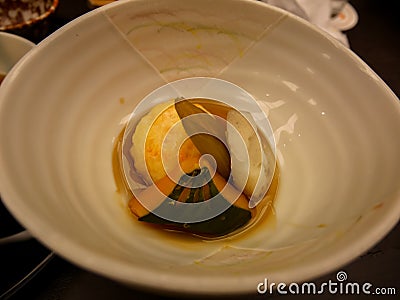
[0,0,399,295]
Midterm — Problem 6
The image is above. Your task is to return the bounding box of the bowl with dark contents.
[0,0,399,296]
[0,0,58,31]
[0,32,34,85]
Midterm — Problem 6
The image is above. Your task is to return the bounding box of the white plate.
[0,0,399,295]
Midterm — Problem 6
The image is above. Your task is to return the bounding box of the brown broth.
[0,73,6,85]
[112,101,279,241]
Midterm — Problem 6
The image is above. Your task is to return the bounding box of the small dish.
[0,32,35,79]
[0,0,59,31]
[0,31,34,239]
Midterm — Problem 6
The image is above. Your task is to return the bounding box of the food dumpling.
[226,109,274,207]
[130,101,201,184]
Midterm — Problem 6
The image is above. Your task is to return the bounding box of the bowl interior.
[0,0,399,294]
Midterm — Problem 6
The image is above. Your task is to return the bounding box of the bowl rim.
[0,31,36,47]
[0,0,399,295]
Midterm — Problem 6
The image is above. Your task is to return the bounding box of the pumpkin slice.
[174,98,231,180]
[128,164,253,237]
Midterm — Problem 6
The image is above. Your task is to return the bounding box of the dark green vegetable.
[137,167,252,237]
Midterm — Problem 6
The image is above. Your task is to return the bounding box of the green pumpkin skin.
[138,167,252,237]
